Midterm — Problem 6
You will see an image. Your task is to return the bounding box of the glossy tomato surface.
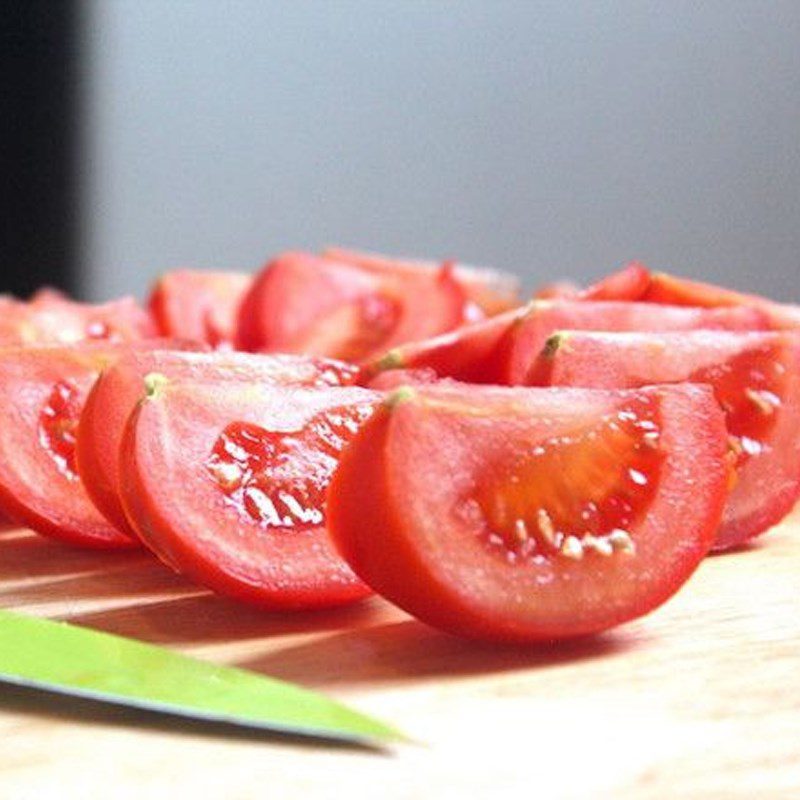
[0,344,146,548]
[148,269,252,346]
[236,252,467,362]
[327,383,728,642]
[501,300,769,384]
[119,379,378,609]
[77,351,358,538]
[530,330,800,549]
[324,247,521,316]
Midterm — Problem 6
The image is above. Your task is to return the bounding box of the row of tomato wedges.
[1,249,798,643]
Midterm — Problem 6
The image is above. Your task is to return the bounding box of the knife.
[0,608,404,747]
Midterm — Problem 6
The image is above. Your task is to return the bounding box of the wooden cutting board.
[1,510,799,799]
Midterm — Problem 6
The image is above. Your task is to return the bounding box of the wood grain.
[1,508,799,799]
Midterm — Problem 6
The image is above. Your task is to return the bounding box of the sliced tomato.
[327,383,728,642]
[77,351,358,538]
[0,344,152,548]
[362,306,526,384]
[236,252,468,362]
[324,246,521,316]
[119,379,378,609]
[367,300,767,386]
[0,294,155,345]
[530,330,800,549]
[580,261,651,301]
[501,300,769,385]
[148,269,252,347]
[641,272,800,328]
[532,262,650,302]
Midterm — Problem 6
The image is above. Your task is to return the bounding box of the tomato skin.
[327,383,728,642]
[77,351,358,539]
[119,380,378,609]
[148,269,252,346]
[323,247,521,316]
[0,344,145,548]
[530,330,800,549]
[501,301,769,385]
[236,252,468,362]
[362,306,526,385]
[368,300,768,386]
[532,263,650,302]
[580,262,651,301]
[642,272,800,329]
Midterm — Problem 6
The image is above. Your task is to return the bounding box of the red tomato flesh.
[501,301,769,384]
[532,262,650,302]
[77,350,356,539]
[119,379,378,609]
[148,269,252,347]
[580,261,651,301]
[530,330,800,549]
[327,383,728,642]
[0,344,153,548]
[367,300,767,386]
[236,252,468,362]
[0,295,155,346]
[555,266,800,329]
[642,272,800,329]
[362,306,527,385]
[323,247,521,316]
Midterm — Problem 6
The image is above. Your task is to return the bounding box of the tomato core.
[473,398,664,563]
[690,344,785,467]
[39,380,82,480]
[205,403,374,530]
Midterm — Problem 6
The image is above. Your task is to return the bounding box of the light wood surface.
[1,508,799,800]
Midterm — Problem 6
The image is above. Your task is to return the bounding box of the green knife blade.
[0,609,403,746]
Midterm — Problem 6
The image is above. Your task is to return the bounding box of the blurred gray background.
[81,0,800,301]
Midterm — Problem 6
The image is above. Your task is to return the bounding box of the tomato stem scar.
[386,386,417,408]
[144,372,170,399]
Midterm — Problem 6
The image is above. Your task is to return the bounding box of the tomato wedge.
[236,252,468,362]
[328,383,728,642]
[641,272,800,329]
[529,330,800,549]
[362,306,526,384]
[119,380,378,609]
[77,351,358,538]
[0,344,156,548]
[501,301,769,385]
[580,262,651,301]
[0,295,155,345]
[148,269,252,346]
[367,300,768,386]
[323,247,521,316]
[544,265,800,330]
[532,262,650,302]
